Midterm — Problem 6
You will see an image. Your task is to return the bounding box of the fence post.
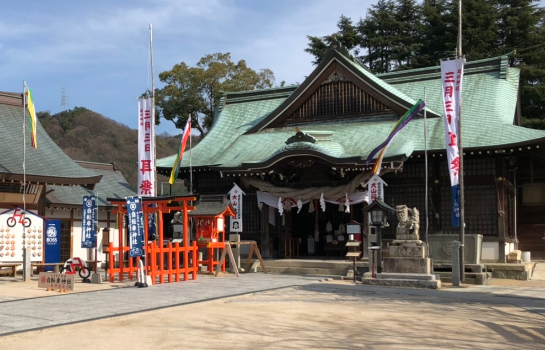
[452,241,461,287]
[192,241,198,280]
[150,242,157,285]
[109,242,115,282]
[167,242,173,283]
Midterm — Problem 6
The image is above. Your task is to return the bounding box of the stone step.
[257,259,367,269]
[436,271,491,285]
[257,266,351,276]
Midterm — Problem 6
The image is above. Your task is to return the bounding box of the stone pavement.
[1,272,545,338]
[0,273,324,336]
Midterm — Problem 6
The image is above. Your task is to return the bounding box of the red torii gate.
[106,195,197,284]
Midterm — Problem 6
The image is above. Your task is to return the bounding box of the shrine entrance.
[105,195,199,285]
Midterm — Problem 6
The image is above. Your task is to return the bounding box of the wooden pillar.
[497,179,508,262]
[70,208,74,259]
[158,203,164,283]
[183,200,189,280]
[118,207,124,281]
[261,204,270,258]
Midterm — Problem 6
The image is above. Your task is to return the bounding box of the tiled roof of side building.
[46,161,136,207]
[0,92,102,186]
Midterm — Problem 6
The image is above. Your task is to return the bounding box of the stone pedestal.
[368,239,440,288]
[360,204,440,288]
[384,240,432,274]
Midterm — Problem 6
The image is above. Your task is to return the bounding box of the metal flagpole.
[22,81,29,280]
[150,23,156,197]
[138,23,155,286]
[457,0,466,282]
[95,192,99,274]
[424,87,429,256]
[22,81,27,216]
[189,114,193,195]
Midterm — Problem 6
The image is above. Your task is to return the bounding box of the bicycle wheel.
[59,266,69,274]
[78,266,92,279]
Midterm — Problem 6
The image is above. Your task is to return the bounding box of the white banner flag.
[441,58,464,227]
[137,97,155,196]
[229,184,244,232]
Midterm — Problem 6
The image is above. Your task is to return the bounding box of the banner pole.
[424,87,429,256]
[150,23,157,197]
[189,114,193,195]
[95,193,99,274]
[458,0,465,283]
[22,81,27,216]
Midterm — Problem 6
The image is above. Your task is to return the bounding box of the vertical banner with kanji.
[229,184,244,232]
[138,97,155,196]
[441,58,464,227]
[126,196,145,257]
[367,174,388,203]
[81,195,97,248]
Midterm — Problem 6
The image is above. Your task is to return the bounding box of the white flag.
[137,97,155,196]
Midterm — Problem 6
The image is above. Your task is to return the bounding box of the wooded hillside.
[38,107,182,189]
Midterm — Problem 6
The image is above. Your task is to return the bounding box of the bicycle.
[60,257,92,279]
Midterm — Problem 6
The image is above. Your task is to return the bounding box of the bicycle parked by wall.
[60,257,92,279]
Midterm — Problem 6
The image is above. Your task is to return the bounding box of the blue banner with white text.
[126,196,145,257]
[451,185,460,227]
[81,195,97,248]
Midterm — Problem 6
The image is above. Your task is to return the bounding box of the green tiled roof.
[0,92,101,185]
[157,52,545,171]
[46,162,136,207]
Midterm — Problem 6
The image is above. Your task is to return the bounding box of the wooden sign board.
[38,272,75,292]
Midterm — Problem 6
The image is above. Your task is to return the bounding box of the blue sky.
[2,1,544,136]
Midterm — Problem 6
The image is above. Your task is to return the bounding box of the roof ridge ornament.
[323,39,351,60]
[285,127,316,145]
[322,70,348,85]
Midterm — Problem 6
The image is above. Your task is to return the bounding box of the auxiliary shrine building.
[0,92,135,265]
[157,44,545,262]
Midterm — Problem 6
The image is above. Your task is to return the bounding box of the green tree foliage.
[305,0,545,127]
[459,0,499,60]
[304,15,361,65]
[155,53,275,136]
[496,0,545,123]
[359,0,398,73]
[39,108,184,189]
[415,0,456,67]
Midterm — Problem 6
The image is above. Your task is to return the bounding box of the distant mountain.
[38,107,186,190]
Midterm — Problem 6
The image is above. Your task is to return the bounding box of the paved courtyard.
[1,273,545,349]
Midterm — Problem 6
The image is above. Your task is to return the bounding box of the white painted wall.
[47,208,123,267]
[481,242,499,261]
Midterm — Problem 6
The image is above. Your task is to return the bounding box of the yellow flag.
[26,89,38,149]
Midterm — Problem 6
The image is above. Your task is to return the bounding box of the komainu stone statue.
[395,205,420,240]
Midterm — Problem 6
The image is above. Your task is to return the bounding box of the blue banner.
[45,219,61,270]
[126,196,145,257]
[81,195,97,248]
[451,185,461,227]
[148,212,156,241]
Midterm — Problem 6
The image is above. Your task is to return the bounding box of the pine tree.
[415,0,456,68]
[459,0,499,60]
[391,0,422,70]
[496,0,545,123]
[359,0,398,73]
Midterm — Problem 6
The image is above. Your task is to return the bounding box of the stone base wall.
[383,257,432,274]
